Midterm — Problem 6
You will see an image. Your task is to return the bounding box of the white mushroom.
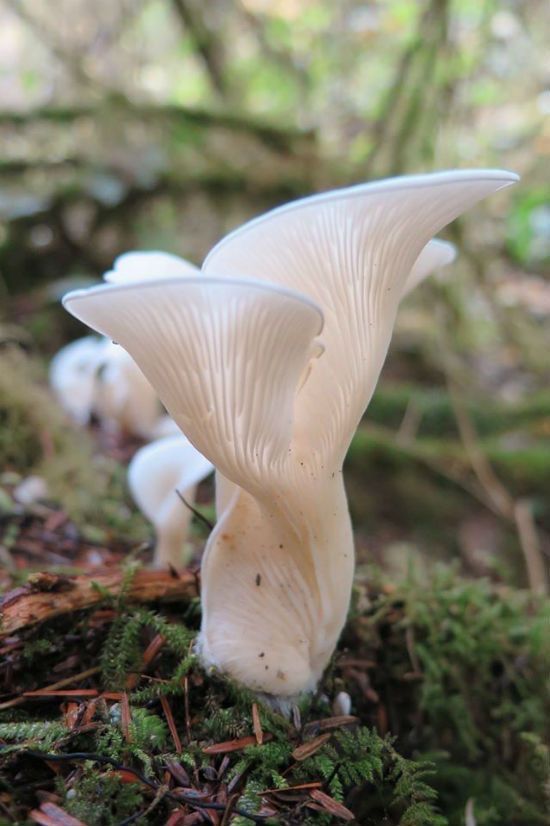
[103,250,198,284]
[404,238,456,297]
[49,335,105,426]
[92,339,163,439]
[128,435,214,568]
[51,251,200,437]
[49,335,162,438]
[332,691,352,717]
[62,169,518,699]
[150,415,183,440]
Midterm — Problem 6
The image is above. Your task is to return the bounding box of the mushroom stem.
[128,435,213,568]
[200,472,353,696]
[151,488,195,569]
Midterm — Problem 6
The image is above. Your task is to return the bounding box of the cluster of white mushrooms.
[58,169,518,699]
[50,255,215,568]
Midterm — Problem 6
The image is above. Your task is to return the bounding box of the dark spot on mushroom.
[265,665,269,670]
[255,573,261,586]
[259,652,265,658]
[95,362,108,382]
[276,669,287,681]
[279,544,283,549]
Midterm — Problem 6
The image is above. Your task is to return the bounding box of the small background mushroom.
[127,434,214,568]
[49,335,164,439]
[50,250,201,439]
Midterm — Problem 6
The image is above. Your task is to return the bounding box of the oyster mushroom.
[51,251,199,438]
[50,335,162,438]
[49,335,105,426]
[128,435,214,568]
[62,169,518,699]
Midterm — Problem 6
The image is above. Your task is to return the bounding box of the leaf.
[203,733,272,753]
[30,802,86,826]
[292,733,333,760]
[309,789,355,821]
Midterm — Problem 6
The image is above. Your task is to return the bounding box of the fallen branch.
[448,381,549,595]
[0,102,313,151]
[0,569,198,638]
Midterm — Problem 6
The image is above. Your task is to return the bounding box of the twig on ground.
[0,570,198,638]
[448,380,548,595]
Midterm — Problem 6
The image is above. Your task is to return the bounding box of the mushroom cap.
[128,434,213,523]
[49,335,105,424]
[63,275,324,493]
[203,169,518,466]
[104,251,198,284]
[404,238,456,297]
[204,169,518,265]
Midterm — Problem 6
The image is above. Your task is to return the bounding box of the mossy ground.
[0,348,150,549]
[0,566,548,825]
[0,349,549,824]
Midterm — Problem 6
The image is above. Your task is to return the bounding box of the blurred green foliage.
[0,6,548,818]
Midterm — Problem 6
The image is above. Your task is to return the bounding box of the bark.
[0,569,198,638]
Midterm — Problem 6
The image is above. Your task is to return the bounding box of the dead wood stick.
[513,500,549,596]
[0,666,101,711]
[0,570,198,638]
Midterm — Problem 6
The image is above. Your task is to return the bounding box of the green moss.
[0,348,148,543]
[349,426,550,494]
[59,770,145,826]
[345,568,550,825]
[366,383,550,440]
[0,569,547,824]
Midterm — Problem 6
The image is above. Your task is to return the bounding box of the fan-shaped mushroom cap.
[203,169,518,467]
[63,276,324,494]
[128,435,213,568]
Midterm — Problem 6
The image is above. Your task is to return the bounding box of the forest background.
[0,1,548,824]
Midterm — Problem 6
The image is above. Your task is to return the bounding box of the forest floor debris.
[0,531,548,824]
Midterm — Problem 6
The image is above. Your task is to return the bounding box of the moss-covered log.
[0,101,318,296]
[366,384,550,440]
[348,425,550,501]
